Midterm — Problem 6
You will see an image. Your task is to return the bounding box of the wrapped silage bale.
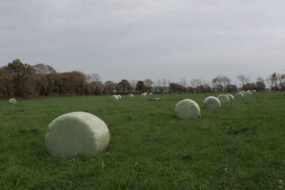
[235,92,244,98]
[128,94,134,97]
[111,95,119,100]
[141,93,147,96]
[252,90,257,93]
[203,96,221,109]
[175,99,201,119]
[45,112,110,157]
[241,91,246,96]
[117,95,122,99]
[9,98,17,104]
[246,90,252,96]
[226,94,235,101]
[218,94,230,104]
[149,93,153,95]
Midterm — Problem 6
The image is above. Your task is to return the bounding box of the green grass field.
[0,92,285,189]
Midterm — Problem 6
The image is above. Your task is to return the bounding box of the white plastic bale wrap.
[111,95,119,101]
[117,95,122,99]
[9,98,17,104]
[203,96,221,109]
[246,90,252,96]
[45,112,110,157]
[226,94,235,101]
[141,93,147,96]
[175,99,201,119]
[218,94,230,104]
[149,93,153,95]
[235,92,244,98]
[128,94,134,97]
[252,90,257,93]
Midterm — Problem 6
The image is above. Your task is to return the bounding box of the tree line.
[0,59,284,98]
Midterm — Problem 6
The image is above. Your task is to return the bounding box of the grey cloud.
[0,0,284,83]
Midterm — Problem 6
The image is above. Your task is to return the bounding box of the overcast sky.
[0,0,284,84]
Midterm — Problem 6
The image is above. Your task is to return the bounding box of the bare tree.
[86,73,101,82]
[33,64,56,75]
[162,78,167,87]
[237,75,250,87]
[190,78,202,88]
[156,79,161,87]
[129,80,137,90]
[256,77,266,91]
[179,78,187,88]
[266,72,279,90]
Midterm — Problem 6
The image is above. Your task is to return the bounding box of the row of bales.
[6,90,256,157]
[111,92,153,100]
[175,90,256,119]
[45,90,256,156]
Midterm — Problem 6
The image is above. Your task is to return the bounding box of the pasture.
[0,92,285,189]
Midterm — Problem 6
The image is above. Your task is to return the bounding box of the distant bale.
[45,112,110,157]
[111,95,119,101]
[226,94,235,101]
[241,91,246,96]
[128,94,134,97]
[235,92,244,99]
[246,90,252,96]
[252,90,257,93]
[149,93,153,95]
[117,95,122,99]
[203,96,221,109]
[141,93,147,96]
[218,94,230,104]
[9,98,17,104]
[175,99,201,119]
[150,97,160,101]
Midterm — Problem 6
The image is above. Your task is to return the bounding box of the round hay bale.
[175,99,200,119]
[111,95,119,101]
[246,90,252,96]
[149,93,153,95]
[117,95,122,99]
[128,94,134,97]
[150,97,160,101]
[240,91,246,96]
[9,98,17,104]
[252,89,257,93]
[203,96,221,109]
[235,92,244,98]
[45,112,110,157]
[226,94,235,101]
[141,93,147,96]
[218,94,230,104]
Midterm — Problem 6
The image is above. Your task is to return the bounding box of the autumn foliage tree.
[1,59,285,98]
[144,79,153,92]
[117,79,133,94]
[4,59,34,97]
[169,83,186,93]
[104,81,116,94]
[212,75,231,92]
